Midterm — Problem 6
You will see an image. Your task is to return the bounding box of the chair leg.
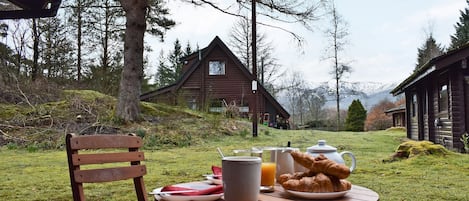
[134,177,148,201]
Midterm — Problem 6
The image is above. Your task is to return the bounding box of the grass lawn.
[1,128,468,201]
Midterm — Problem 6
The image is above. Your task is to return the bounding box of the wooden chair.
[66,133,148,201]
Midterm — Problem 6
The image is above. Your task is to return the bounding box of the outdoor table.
[153,182,379,201]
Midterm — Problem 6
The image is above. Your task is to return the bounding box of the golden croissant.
[281,173,351,193]
[290,150,350,179]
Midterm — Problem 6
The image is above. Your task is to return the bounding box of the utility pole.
[251,0,258,137]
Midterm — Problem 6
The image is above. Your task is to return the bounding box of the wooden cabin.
[385,105,406,127]
[141,36,290,129]
[391,44,469,152]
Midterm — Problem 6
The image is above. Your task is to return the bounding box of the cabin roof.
[0,0,61,19]
[391,43,469,95]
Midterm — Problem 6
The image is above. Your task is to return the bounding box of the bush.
[345,99,366,131]
[365,99,394,131]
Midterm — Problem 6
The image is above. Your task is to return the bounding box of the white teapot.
[306,140,356,172]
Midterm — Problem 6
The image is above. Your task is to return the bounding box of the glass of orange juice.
[261,162,276,186]
[259,147,276,192]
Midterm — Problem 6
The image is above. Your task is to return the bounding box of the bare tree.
[283,71,307,126]
[182,0,328,45]
[322,1,351,131]
[228,18,282,91]
[8,20,30,77]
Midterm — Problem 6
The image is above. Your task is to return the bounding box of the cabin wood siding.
[449,69,465,150]
[200,45,258,112]
[392,44,469,151]
[406,92,419,140]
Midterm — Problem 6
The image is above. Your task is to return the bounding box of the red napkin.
[211,165,222,179]
[161,185,223,195]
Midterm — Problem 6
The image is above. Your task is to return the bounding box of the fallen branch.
[0,128,30,142]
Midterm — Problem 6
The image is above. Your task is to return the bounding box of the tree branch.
[181,0,312,46]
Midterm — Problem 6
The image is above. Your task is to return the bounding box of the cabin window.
[439,84,448,112]
[411,94,417,117]
[209,98,225,113]
[209,61,225,75]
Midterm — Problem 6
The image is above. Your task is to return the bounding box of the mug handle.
[339,151,356,172]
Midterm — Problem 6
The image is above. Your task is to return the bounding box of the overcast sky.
[147,0,468,85]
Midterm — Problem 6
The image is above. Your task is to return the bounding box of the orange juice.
[261,162,276,186]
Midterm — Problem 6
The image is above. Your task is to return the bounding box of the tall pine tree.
[168,39,184,82]
[156,50,173,87]
[450,0,469,50]
[155,39,194,87]
[415,34,444,71]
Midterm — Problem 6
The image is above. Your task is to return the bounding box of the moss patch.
[385,140,451,162]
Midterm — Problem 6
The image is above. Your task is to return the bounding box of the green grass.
[1,129,468,201]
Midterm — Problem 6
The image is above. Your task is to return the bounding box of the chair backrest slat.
[66,133,148,201]
[72,152,145,165]
[69,135,143,150]
[74,165,147,183]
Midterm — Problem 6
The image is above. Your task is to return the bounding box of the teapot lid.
[306,140,337,153]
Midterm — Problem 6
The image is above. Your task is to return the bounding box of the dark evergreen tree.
[415,34,444,71]
[345,99,367,132]
[156,50,173,87]
[155,39,194,88]
[38,16,75,82]
[450,0,469,50]
[168,39,184,82]
[184,41,192,57]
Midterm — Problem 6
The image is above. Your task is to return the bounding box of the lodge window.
[209,61,225,75]
[411,94,417,117]
[439,83,448,112]
[209,98,225,113]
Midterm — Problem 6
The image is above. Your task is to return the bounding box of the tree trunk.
[32,18,39,81]
[116,0,147,122]
[77,0,82,81]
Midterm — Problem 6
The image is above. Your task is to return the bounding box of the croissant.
[281,173,351,193]
[277,171,314,185]
[290,151,350,179]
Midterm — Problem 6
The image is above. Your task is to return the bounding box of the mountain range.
[277,81,403,112]
[320,81,402,110]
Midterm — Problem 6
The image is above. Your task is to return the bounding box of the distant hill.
[321,81,402,110]
[277,81,403,112]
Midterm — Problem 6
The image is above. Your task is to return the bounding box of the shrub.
[345,99,366,131]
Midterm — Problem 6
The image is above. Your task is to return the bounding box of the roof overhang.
[0,0,61,19]
[392,65,436,95]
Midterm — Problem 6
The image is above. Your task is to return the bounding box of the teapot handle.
[339,151,356,172]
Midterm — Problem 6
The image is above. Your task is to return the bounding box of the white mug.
[222,156,261,201]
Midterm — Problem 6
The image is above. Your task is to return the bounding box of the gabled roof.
[141,36,290,118]
[0,0,61,19]
[391,43,469,95]
[384,105,405,114]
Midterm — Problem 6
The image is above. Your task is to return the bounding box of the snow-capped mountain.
[277,81,402,112]
[319,81,401,110]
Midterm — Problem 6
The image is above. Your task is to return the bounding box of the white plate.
[286,190,349,199]
[152,182,223,201]
[205,175,222,185]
